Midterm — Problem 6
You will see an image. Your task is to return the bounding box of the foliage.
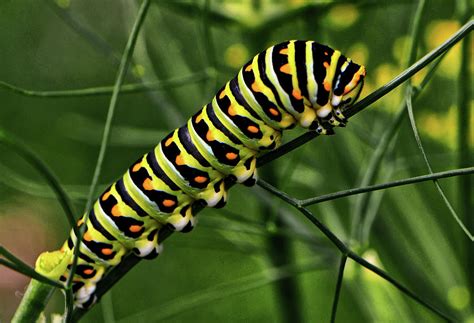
[0,1,472,322]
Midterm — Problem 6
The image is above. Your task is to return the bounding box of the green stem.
[258,180,453,321]
[457,0,473,304]
[301,167,474,206]
[330,255,347,323]
[342,19,473,119]
[11,280,55,323]
[262,167,303,323]
[0,132,77,235]
[0,71,209,98]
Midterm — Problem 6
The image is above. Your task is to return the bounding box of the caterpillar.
[36,40,366,308]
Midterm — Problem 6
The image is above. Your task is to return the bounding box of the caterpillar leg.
[166,205,196,232]
[132,226,163,259]
[55,250,107,309]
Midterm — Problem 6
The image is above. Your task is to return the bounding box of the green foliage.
[0,1,472,322]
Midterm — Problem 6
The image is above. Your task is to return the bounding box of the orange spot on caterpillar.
[324,80,331,92]
[195,114,203,123]
[132,163,141,172]
[77,218,84,226]
[194,176,207,184]
[83,269,94,275]
[226,152,238,160]
[279,48,288,55]
[292,89,302,100]
[162,199,175,207]
[102,191,111,201]
[219,91,226,99]
[129,225,142,233]
[165,137,173,147]
[101,248,113,256]
[251,82,261,93]
[83,232,92,242]
[324,51,329,56]
[245,65,252,72]
[228,105,236,116]
[175,155,184,166]
[111,204,121,217]
[269,108,279,116]
[323,62,330,68]
[143,178,153,191]
[279,64,291,74]
[247,125,259,133]
[206,131,214,141]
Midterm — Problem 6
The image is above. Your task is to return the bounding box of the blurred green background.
[0,0,472,322]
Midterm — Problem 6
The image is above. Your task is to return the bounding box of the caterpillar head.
[331,60,366,112]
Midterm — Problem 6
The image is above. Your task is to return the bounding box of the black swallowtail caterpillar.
[36,40,366,308]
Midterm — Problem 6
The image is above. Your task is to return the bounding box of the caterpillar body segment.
[37,40,366,308]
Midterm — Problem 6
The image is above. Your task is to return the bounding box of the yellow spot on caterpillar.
[195,114,203,123]
[162,199,176,207]
[206,131,214,141]
[228,105,236,116]
[245,65,252,72]
[143,178,154,191]
[279,48,288,55]
[269,108,279,116]
[194,176,207,184]
[102,191,111,201]
[83,269,94,275]
[77,218,84,226]
[175,155,184,166]
[292,89,302,100]
[129,225,142,233]
[111,204,121,216]
[165,137,173,147]
[247,125,259,133]
[101,248,113,256]
[226,152,238,160]
[279,64,291,74]
[219,91,226,99]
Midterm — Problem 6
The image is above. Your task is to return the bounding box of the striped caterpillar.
[36,40,366,308]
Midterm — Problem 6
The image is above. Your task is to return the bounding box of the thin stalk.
[262,167,303,323]
[0,132,77,235]
[257,179,453,321]
[351,0,426,242]
[0,71,209,98]
[301,167,474,206]
[330,255,347,323]
[67,0,152,294]
[0,258,63,289]
[406,90,473,240]
[457,0,473,302]
[342,19,473,119]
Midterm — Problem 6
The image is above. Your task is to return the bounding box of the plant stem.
[11,280,55,323]
[0,71,209,98]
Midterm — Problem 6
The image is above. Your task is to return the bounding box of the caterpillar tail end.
[35,249,71,281]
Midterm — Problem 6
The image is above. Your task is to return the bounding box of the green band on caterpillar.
[42,40,366,308]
